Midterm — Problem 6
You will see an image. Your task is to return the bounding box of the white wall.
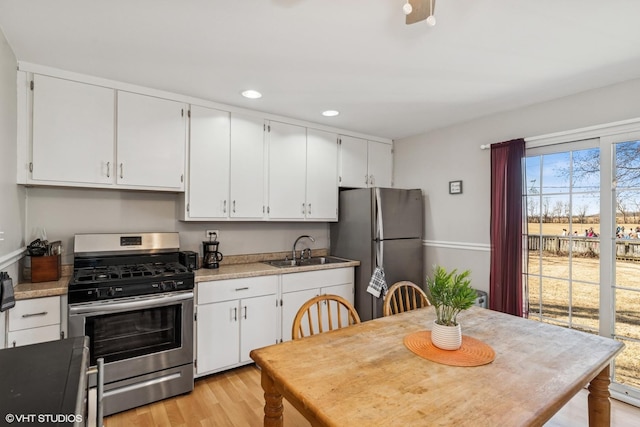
[0,28,23,347]
[0,29,23,271]
[25,186,329,264]
[394,78,640,296]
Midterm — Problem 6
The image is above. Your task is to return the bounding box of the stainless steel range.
[67,232,194,416]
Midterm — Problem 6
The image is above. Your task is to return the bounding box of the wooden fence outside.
[527,235,640,261]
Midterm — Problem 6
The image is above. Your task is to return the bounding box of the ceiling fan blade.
[405,0,435,25]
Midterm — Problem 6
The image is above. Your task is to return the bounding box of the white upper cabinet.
[24,73,188,191]
[267,124,338,221]
[339,135,369,187]
[267,121,307,220]
[367,140,393,187]
[18,67,390,205]
[339,135,392,188]
[116,91,187,190]
[229,113,266,219]
[306,128,338,220]
[185,106,230,219]
[31,75,115,185]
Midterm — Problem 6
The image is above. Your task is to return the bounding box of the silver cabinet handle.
[308,203,312,215]
[22,311,47,318]
[119,163,124,179]
[233,200,236,213]
[243,306,247,319]
[233,307,237,321]
[235,287,249,291]
[302,203,305,215]
[370,174,375,185]
[365,175,369,185]
[106,161,110,178]
[223,200,227,214]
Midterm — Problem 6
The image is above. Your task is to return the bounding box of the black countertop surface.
[0,337,88,425]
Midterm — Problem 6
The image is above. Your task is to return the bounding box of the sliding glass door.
[611,139,640,394]
[525,134,640,402]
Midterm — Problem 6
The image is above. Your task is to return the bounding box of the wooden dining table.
[250,306,624,427]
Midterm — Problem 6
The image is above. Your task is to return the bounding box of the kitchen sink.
[265,256,349,268]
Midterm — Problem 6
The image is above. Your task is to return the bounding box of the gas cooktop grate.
[73,262,189,284]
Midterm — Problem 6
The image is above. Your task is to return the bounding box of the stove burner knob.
[160,281,177,291]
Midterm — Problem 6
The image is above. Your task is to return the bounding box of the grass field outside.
[527,222,640,389]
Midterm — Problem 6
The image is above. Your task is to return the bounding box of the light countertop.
[195,258,359,282]
[14,252,359,300]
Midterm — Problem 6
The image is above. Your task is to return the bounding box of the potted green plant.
[426,265,477,350]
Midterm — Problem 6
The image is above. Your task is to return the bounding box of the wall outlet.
[205,230,219,240]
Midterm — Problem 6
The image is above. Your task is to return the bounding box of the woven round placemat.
[403,330,495,367]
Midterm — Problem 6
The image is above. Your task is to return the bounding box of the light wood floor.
[105,365,640,426]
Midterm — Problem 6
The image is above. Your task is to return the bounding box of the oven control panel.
[68,278,194,304]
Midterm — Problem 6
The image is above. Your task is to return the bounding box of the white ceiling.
[1,1,640,141]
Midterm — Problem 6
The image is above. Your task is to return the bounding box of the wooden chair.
[383,281,431,316]
[292,294,361,340]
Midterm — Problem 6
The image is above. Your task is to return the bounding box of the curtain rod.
[480,139,530,150]
[479,117,640,150]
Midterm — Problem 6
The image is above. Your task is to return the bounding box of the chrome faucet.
[292,235,315,261]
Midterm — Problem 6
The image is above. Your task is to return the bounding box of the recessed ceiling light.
[322,110,340,117]
[241,90,262,99]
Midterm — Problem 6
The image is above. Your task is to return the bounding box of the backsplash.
[25,186,330,265]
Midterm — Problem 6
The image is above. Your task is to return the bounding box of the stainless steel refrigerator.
[330,188,424,321]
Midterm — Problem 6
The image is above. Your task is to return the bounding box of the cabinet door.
[367,140,393,187]
[7,325,61,348]
[239,294,278,363]
[229,113,265,219]
[321,283,355,331]
[188,106,230,219]
[8,296,61,330]
[117,91,186,189]
[322,283,354,306]
[32,75,114,184]
[306,129,338,220]
[196,300,239,374]
[281,288,318,343]
[268,121,306,219]
[339,135,368,188]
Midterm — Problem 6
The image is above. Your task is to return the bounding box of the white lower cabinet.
[6,296,62,348]
[195,267,355,375]
[196,276,278,376]
[281,267,354,342]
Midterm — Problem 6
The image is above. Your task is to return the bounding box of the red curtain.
[490,138,525,316]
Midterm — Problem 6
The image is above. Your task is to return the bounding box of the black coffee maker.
[202,233,223,269]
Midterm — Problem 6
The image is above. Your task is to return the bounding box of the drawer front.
[8,296,61,331]
[282,267,353,293]
[198,276,278,304]
[7,324,61,348]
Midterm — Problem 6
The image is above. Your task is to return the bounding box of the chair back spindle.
[383,281,430,317]
[292,294,361,340]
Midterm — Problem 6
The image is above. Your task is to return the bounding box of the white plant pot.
[431,320,462,350]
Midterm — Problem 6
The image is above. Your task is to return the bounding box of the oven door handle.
[69,292,194,315]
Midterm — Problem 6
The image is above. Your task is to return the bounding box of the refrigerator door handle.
[375,188,384,267]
